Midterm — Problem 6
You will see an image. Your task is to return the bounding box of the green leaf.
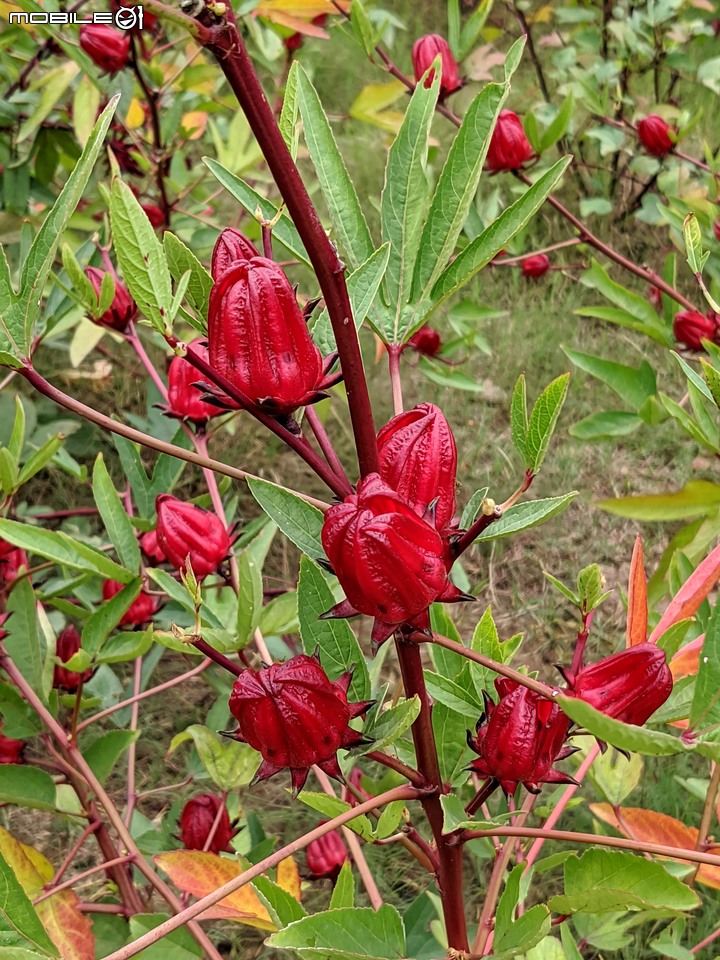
[557,694,684,756]
[510,374,528,463]
[575,305,672,346]
[17,63,79,143]
[259,591,298,636]
[0,850,58,957]
[579,261,671,343]
[690,597,720,729]
[350,0,376,56]
[549,849,700,915]
[700,359,720,410]
[83,729,140,785]
[236,550,263,649]
[0,450,18,496]
[329,861,355,910]
[16,436,62,488]
[109,179,173,335]
[0,680,41,739]
[203,159,309,265]
[525,373,570,473]
[473,493,578,541]
[296,66,374,270]
[0,519,133,582]
[97,628,153,665]
[439,793,511,833]
[298,558,370,701]
[0,97,118,363]
[494,865,551,958]
[682,213,704,275]
[312,244,390,354]
[576,563,611,612]
[295,794,374,841]
[569,411,642,442]
[145,568,223,631]
[92,454,140,574]
[597,481,720,521]
[164,233,213,324]
[247,478,325,559]
[253,874,306,928]
[60,243,96,311]
[562,347,656,409]
[380,69,440,342]
[434,701,472,783]
[279,61,300,161]
[4,579,43,700]
[588,747,643,806]
[168,724,258,790]
[81,579,142,656]
[0,766,56,813]
[423,671,483,719]
[539,93,574,152]
[267,905,406,959]
[411,80,508,301]
[8,398,26,465]
[430,157,570,308]
[360,696,421,754]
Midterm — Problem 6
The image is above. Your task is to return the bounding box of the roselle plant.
[1,3,720,960]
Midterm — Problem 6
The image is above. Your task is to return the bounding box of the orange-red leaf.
[670,635,704,678]
[155,851,300,930]
[590,803,720,889]
[649,543,720,643]
[37,891,94,960]
[626,536,648,647]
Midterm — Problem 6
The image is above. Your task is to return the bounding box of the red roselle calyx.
[569,642,673,726]
[406,325,442,357]
[0,727,24,764]
[155,494,231,580]
[140,529,167,564]
[305,825,348,879]
[486,110,534,172]
[468,678,575,795]
[85,267,137,331]
[162,339,221,424]
[321,473,468,647]
[211,228,260,281]
[179,794,236,854]
[53,625,94,692]
[142,204,165,229]
[377,403,457,532]
[78,24,130,75]
[636,114,676,158]
[208,257,336,415]
[521,254,551,279]
[0,540,29,589]
[102,580,160,627]
[412,34,462,99]
[673,310,720,351]
[228,653,372,794]
[342,766,372,807]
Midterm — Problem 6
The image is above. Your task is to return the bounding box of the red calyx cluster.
[102,580,159,627]
[79,25,130,75]
[486,110,534,172]
[85,267,137,331]
[228,652,372,795]
[521,254,551,279]
[412,34,462,99]
[674,310,720,351]
[305,826,348,879]
[161,339,221,424]
[636,114,676,158]
[207,229,338,416]
[155,494,231,580]
[53,626,94,692]
[468,679,575,796]
[179,794,236,854]
[0,726,24,764]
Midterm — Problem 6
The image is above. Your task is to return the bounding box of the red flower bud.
[305,826,347,879]
[85,267,137,331]
[208,257,329,415]
[521,254,550,279]
[0,727,24,765]
[377,403,457,532]
[155,494,230,580]
[570,642,673,726]
[321,474,466,647]
[673,310,719,351]
[228,652,372,794]
[406,325,442,357]
[162,339,220,424]
[636,114,676,158]
[412,34,462,98]
[211,229,260,281]
[142,204,165,229]
[0,540,28,589]
[179,794,235,854]
[102,580,159,627]
[53,626,94,692]
[486,110,533,172]
[79,25,130,75]
[140,529,167,564]
[469,678,574,795]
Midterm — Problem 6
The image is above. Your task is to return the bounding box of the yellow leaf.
[255,0,348,17]
[527,4,553,23]
[155,851,301,930]
[125,98,146,130]
[180,111,208,141]
[0,826,53,896]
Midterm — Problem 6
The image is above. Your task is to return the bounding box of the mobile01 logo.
[8,5,144,29]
